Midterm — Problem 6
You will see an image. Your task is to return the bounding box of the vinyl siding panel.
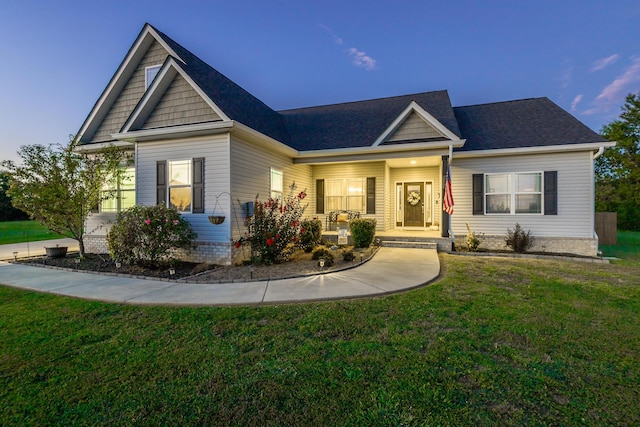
[91,41,169,142]
[451,152,594,238]
[386,111,443,142]
[230,137,311,240]
[390,166,442,227]
[137,135,231,243]
[142,74,220,129]
[312,162,386,230]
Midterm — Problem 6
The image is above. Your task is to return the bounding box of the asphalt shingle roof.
[279,91,461,151]
[454,97,607,152]
[153,25,606,153]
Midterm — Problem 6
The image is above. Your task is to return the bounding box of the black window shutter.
[156,161,167,206]
[192,157,204,213]
[316,179,324,214]
[544,171,558,215]
[472,174,484,215]
[366,177,376,214]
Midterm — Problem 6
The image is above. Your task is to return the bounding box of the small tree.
[107,205,197,268]
[505,223,534,253]
[1,136,128,257]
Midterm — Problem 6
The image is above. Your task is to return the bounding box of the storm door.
[404,182,424,227]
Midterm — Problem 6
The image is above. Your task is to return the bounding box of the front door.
[404,182,424,227]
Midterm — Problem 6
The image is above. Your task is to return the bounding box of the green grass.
[599,230,640,267]
[1,255,639,426]
[0,220,66,244]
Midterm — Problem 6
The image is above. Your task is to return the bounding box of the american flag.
[443,164,454,215]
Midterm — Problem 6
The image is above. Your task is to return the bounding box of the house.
[78,23,614,263]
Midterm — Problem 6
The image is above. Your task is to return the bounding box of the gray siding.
[91,41,169,142]
[230,137,312,240]
[386,111,443,142]
[137,135,232,243]
[451,152,594,238]
[311,162,386,231]
[142,74,220,129]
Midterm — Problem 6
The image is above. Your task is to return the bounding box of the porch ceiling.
[386,156,441,168]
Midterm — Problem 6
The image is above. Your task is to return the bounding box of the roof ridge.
[279,90,450,113]
[454,97,548,109]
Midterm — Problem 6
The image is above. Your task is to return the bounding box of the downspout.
[593,146,604,160]
[591,146,604,247]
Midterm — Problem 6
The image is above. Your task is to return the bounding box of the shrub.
[342,250,356,262]
[234,184,307,264]
[349,218,376,248]
[312,248,334,267]
[107,205,197,268]
[505,223,535,253]
[466,223,484,252]
[299,218,322,252]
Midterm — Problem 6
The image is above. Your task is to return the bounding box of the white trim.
[296,138,465,160]
[113,121,234,142]
[372,101,462,146]
[453,141,616,159]
[231,121,299,157]
[77,24,183,142]
[484,171,544,215]
[74,140,134,153]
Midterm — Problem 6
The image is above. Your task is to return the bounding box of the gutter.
[592,146,605,160]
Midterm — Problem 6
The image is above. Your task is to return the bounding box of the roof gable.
[78,24,183,144]
[374,101,461,146]
[122,58,226,132]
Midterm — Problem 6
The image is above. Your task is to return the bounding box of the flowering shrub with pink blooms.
[234,184,308,264]
[107,205,196,267]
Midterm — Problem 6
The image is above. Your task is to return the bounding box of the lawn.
[599,230,640,267]
[0,220,66,244]
[1,254,639,426]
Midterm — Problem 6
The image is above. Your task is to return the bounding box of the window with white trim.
[100,167,136,212]
[168,160,192,212]
[485,172,542,214]
[270,168,283,200]
[145,65,162,89]
[325,178,366,212]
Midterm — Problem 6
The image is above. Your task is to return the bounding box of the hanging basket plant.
[208,215,225,225]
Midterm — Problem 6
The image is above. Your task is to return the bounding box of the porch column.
[441,155,450,238]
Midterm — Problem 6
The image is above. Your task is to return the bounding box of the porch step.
[380,240,438,250]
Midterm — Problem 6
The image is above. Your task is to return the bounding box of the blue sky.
[1,0,639,164]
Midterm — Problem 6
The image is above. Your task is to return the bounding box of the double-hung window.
[100,167,135,212]
[324,178,366,212]
[485,172,542,214]
[168,160,192,213]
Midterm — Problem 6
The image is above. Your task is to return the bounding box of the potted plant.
[45,244,68,259]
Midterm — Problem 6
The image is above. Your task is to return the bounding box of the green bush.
[107,205,197,268]
[349,218,376,248]
[299,218,322,252]
[342,250,356,261]
[312,248,334,267]
[505,223,534,253]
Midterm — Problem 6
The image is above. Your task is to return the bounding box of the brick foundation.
[453,235,598,257]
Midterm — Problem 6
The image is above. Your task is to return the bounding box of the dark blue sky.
[1,0,638,163]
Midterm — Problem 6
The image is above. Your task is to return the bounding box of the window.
[485,172,542,214]
[270,168,283,200]
[168,160,192,212]
[100,167,136,212]
[324,178,366,212]
[145,65,162,89]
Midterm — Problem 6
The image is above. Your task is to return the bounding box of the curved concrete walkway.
[0,247,440,306]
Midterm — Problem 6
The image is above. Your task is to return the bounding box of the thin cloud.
[348,47,376,70]
[319,24,343,45]
[583,56,640,115]
[571,94,584,112]
[591,54,619,72]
